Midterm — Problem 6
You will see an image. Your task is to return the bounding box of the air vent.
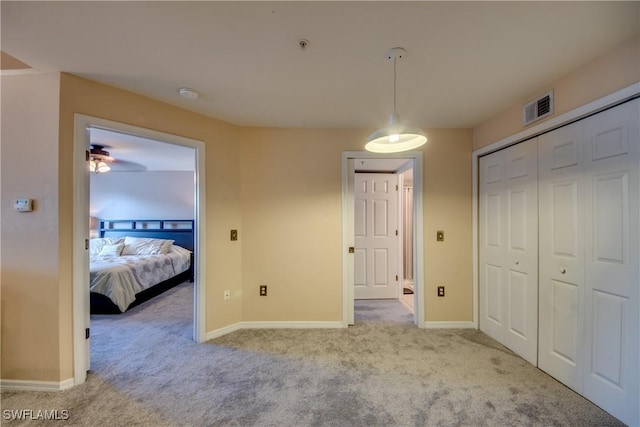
[523,90,554,126]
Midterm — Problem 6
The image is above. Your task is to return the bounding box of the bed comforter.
[90,245,191,312]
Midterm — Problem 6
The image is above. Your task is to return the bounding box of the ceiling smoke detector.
[179,87,199,99]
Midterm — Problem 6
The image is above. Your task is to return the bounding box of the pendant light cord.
[393,56,397,116]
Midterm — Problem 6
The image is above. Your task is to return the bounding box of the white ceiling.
[2,1,638,132]
[89,128,195,172]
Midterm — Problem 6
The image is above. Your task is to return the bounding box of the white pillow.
[99,243,124,257]
[121,236,174,255]
[89,237,124,256]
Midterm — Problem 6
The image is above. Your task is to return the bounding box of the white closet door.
[582,99,639,427]
[538,121,585,392]
[480,139,538,364]
[480,149,507,341]
[538,99,639,426]
[503,139,538,365]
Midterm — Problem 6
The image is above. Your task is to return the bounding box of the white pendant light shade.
[365,47,427,153]
[365,113,427,153]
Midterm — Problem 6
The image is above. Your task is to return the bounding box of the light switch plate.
[15,199,34,212]
[230,229,238,241]
[436,230,444,242]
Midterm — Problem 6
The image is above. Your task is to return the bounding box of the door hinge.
[86,150,90,161]
[85,239,89,250]
[395,275,399,281]
[396,184,399,191]
[85,328,90,339]
[395,230,398,236]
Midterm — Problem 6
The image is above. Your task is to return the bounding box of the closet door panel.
[538,121,584,392]
[479,150,506,341]
[504,139,538,365]
[480,139,538,365]
[582,99,639,427]
[550,280,579,363]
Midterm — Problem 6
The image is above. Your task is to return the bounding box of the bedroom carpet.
[1,283,623,427]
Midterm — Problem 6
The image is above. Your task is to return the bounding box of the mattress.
[90,245,191,312]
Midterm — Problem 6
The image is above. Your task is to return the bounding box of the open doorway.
[342,151,424,327]
[399,167,415,312]
[88,127,196,349]
[72,115,206,386]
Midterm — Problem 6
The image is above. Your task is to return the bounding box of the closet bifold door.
[479,138,538,365]
[582,99,639,427]
[538,121,585,393]
[539,99,639,426]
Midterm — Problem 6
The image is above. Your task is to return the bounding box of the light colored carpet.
[1,282,623,426]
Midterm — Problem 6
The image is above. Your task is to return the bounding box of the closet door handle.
[514,260,519,265]
[560,268,566,274]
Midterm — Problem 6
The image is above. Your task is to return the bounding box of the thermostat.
[14,199,34,212]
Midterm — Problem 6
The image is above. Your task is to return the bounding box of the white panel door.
[539,121,585,392]
[479,139,538,364]
[479,149,506,341]
[538,99,639,426]
[503,139,539,365]
[354,173,399,299]
[582,99,639,427]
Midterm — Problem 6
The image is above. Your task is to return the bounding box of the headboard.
[99,219,195,252]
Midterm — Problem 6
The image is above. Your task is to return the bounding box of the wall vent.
[523,90,554,126]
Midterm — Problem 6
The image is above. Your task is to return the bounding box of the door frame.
[472,83,640,329]
[342,151,424,327]
[72,114,206,386]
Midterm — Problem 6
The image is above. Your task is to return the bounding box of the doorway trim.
[72,114,206,386]
[341,151,424,327]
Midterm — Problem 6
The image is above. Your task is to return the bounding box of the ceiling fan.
[90,144,147,173]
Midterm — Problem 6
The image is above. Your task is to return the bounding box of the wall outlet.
[437,286,445,297]
[259,285,267,296]
[223,289,231,300]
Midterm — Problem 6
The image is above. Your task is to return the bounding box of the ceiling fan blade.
[109,159,147,172]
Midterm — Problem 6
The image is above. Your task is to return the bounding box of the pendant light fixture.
[365,47,427,153]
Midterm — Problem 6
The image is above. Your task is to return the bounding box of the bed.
[90,219,194,314]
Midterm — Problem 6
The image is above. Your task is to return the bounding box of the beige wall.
[422,129,474,321]
[2,73,474,384]
[239,128,473,323]
[239,128,361,322]
[58,74,245,336]
[1,72,62,381]
[2,73,245,382]
[473,35,640,150]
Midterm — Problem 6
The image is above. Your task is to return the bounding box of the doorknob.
[515,260,519,265]
[560,268,566,274]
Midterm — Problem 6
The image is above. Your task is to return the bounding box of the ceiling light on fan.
[89,144,114,174]
[365,47,427,153]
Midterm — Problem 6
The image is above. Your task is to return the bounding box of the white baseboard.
[205,322,243,341]
[205,321,345,341]
[423,321,477,329]
[1,378,74,392]
[240,321,345,329]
